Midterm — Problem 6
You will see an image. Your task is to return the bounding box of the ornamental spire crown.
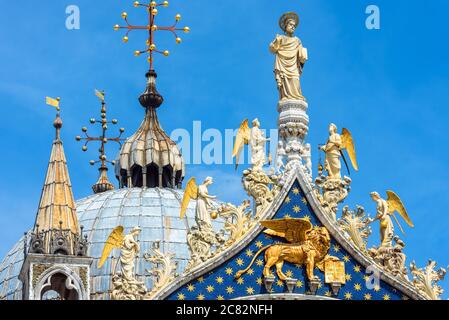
[114,1,188,189]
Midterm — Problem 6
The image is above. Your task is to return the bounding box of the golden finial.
[114,0,190,70]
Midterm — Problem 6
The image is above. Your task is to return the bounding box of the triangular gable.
[159,168,424,300]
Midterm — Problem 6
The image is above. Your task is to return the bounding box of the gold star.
[374,285,381,292]
[333,245,341,252]
[216,276,224,284]
[236,258,244,266]
[255,241,263,248]
[236,277,244,285]
[246,249,253,257]
[301,197,307,204]
[225,268,233,275]
[296,280,303,288]
[247,268,254,276]
[197,276,205,283]
[256,259,264,267]
[345,274,352,281]
[206,285,214,293]
[303,215,311,222]
[285,196,291,203]
[284,213,291,218]
[383,294,390,301]
[276,280,284,287]
[293,205,301,213]
[217,295,225,300]
[324,290,332,297]
[197,294,205,300]
[256,278,263,285]
[344,292,352,300]
[177,293,185,300]
[246,287,255,295]
[343,255,350,262]
[363,275,370,282]
[364,293,372,300]
[187,284,195,292]
[353,265,361,273]
[285,270,293,278]
[293,188,300,195]
[317,282,323,289]
[354,283,362,291]
[226,286,234,294]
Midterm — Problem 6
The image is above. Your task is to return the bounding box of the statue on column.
[270,12,308,101]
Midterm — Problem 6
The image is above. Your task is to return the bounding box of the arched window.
[39,273,79,300]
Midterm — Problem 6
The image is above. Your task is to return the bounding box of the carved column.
[278,99,310,172]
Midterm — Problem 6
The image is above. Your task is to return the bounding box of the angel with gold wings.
[320,123,358,180]
[98,226,142,283]
[180,177,216,229]
[236,218,334,281]
[369,191,414,248]
[232,118,270,171]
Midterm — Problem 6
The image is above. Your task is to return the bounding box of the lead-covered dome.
[0,187,223,300]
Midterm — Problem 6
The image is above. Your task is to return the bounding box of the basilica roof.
[0,188,224,300]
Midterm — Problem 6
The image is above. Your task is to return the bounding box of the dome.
[0,187,224,300]
[115,71,185,189]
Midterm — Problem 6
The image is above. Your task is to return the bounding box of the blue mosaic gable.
[167,180,410,301]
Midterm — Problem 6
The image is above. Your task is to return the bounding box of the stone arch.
[34,265,87,300]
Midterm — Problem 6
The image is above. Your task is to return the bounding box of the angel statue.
[320,124,358,180]
[99,226,142,281]
[232,118,270,171]
[180,177,217,229]
[99,226,148,299]
[369,191,414,248]
[180,177,225,269]
[270,12,308,101]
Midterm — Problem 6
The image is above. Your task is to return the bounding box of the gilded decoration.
[144,241,178,298]
[338,205,371,252]
[410,260,447,300]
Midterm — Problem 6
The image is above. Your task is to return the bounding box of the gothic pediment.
[155,168,427,301]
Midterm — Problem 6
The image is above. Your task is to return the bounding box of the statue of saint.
[250,119,270,172]
[270,12,308,101]
[120,227,142,282]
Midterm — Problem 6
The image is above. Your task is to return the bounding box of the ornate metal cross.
[76,91,125,171]
[114,1,190,70]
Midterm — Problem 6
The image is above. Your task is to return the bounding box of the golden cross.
[114,1,190,70]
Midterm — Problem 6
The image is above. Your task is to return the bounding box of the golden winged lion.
[236,218,337,281]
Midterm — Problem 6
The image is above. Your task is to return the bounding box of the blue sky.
[0,0,448,297]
